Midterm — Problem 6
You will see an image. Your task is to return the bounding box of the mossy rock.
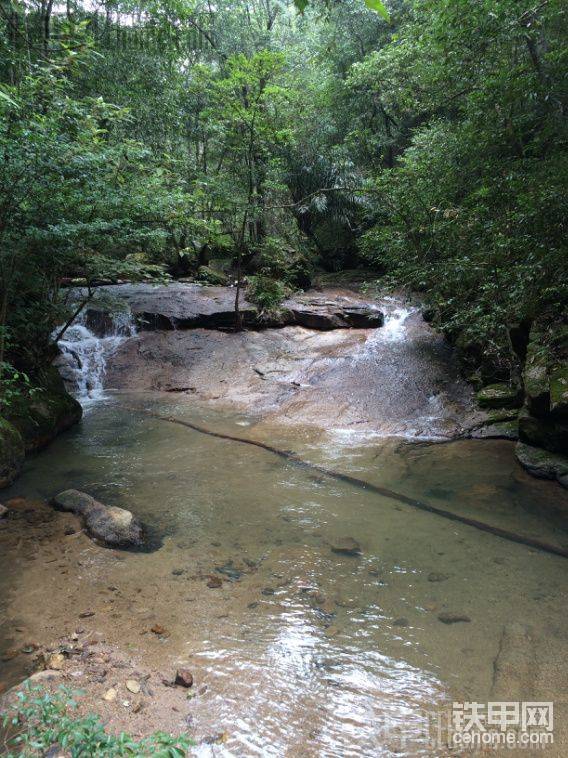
[523,322,550,415]
[470,419,518,441]
[6,368,82,453]
[518,408,568,455]
[550,366,568,417]
[476,383,523,410]
[515,442,568,487]
[486,408,520,423]
[196,266,228,286]
[0,418,25,489]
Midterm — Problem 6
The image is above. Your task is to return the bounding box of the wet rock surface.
[515,442,568,488]
[51,489,145,548]
[104,288,476,440]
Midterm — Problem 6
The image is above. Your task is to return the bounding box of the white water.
[54,310,135,404]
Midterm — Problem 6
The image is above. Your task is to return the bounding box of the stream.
[1,290,567,755]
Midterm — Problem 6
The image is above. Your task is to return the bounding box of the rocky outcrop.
[515,442,568,488]
[76,283,385,333]
[476,383,523,410]
[0,418,25,488]
[51,489,145,548]
[0,369,81,489]
[5,368,82,454]
[471,320,568,482]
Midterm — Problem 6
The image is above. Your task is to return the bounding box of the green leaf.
[294,0,309,12]
[0,89,18,107]
[364,0,390,22]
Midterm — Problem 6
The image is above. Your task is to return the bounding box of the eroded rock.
[51,489,145,548]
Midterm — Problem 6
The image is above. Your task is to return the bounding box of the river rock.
[174,669,194,688]
[330,537,362,556]
[51,489,145,548]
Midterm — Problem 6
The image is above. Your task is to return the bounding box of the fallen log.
[127,406,568,560]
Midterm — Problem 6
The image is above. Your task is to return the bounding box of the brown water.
[1,394,568,755]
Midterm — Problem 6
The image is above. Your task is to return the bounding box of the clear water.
[1,394,567,754]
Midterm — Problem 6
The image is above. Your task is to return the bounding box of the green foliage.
[248,275,289,314]
[354,0,568,375]
[2,685,191,757]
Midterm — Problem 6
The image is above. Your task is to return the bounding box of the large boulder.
[515,442,568,488]
[0,418,25,489]
[6,368,82,453]
[51,489,145,548]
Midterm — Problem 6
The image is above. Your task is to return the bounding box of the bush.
[1,685,192,757]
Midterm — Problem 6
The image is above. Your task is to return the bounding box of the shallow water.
[1,394,568,754]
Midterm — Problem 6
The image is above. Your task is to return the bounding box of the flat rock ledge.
[51,489,145,548]
[515,442,568,489]
[79,284,385,333]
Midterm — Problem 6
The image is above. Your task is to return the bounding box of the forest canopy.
[0,0,566,394]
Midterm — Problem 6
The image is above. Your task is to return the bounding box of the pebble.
[174,669,194,688]
[206,575,223,589]
[78,610,95,618]
[48,653,66,670]
[261,587,275,596]
[126,680,141,694]
[150,624,169,636]
[0,504,8,519]
[103,687,117,702]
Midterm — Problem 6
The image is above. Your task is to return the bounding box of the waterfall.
[54,309,135,405]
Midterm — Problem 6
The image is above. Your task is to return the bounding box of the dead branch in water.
[127,406,568,561]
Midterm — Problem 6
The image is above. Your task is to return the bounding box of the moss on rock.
[550,366,568,417]
[523,322,550,416]
[196,265,228,286]
[0,418,25,488]
[6,368,82,453]
[476,383,523,410]
[515,442,568,488]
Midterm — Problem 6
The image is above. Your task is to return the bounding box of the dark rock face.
[5,368,82,454]
[1,369,81,488]
[78,284,385,333]
[51,489,145,548]
[0,419,25,489]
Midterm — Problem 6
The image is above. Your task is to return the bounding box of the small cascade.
[54,309,135,404]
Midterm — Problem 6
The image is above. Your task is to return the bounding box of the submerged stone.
[51,489,145,548]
